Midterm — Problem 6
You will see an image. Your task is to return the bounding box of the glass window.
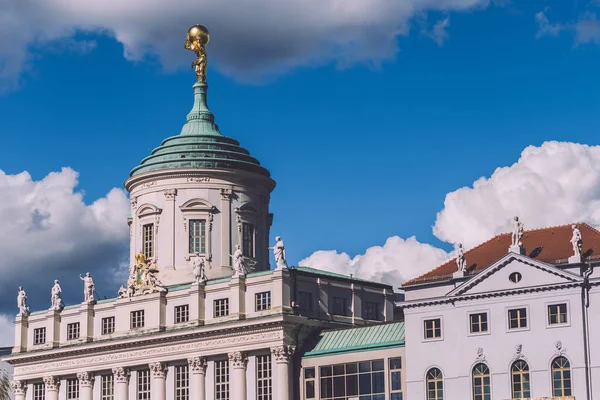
[426,368,443,400]
[511,360,531,399]
[33,383,45,400]
[175,365,189,400]
[548,304,568,325]
[101,375,114,400]
[424,319,442,339]
[472,363,490,400]
[332,297,348,316]
[298,292,313,312]
[102,317,115,335]
[255,292,272,311]
[552,357,572,396]
[470,313,488,333]
[138,370,151,400]
[67,322,80,341]
[214,299,230,317]
[508,308,527,329]
[34,328,46,345]
[131,310,145,329]
[304,368,316,399]
[189,219,207,254]
[143,224,154,258]
[390,357,402,400]
[175,305,190,324]
[242,222,255,258]
[215,360,229,400]
[364,302,380,321]
[319,359,385,400]
[67,379,79,400]
[257,355,272,400]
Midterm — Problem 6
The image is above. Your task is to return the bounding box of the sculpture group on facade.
[270,236,288,270]
[119,253,167,298]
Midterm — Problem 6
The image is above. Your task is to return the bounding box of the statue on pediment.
[80,272,96,304]
[511,216,524,247]
[571,224,583,257]
[17,286,29,316]
[50,280,64,311]
[269,236,288,270]
[456,243,467,272]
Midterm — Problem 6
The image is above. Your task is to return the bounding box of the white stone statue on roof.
[80,272,95,304]
[456,243,467,272]
[192,253,207,283]
[50,280,64,311]
[232,245,246,278]
[17,286,29,316]
[511,216,524,247]
[571,224,583,257]
[269,236,288,270]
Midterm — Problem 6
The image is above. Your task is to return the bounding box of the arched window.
[511,360,531,399]
[426,368,443,400]
[552,357,572,396]
[472,363,490,400]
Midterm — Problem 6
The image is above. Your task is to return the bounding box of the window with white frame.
[214,298,229,317]
[256,355,272,400]
[304,368,316,399]
[426,368,444,400]
[511,361,530,399]
[131,310,145,329]
[33,383,45,400]
[390,357,402,400]
[255,291,271,311]
[34,327,46,345]
[101,375,114,400]
[175,305,190,324]
[189,219,207,254]
[472,363,490,400]
[67,378,79,400]
[508,308,527,329]
[551,357,572,396]
[175,365,189,400]
[67,322,80,340]
[469,312,488,333]
[142,224,154,258]
[102,317,115,335]
[424,318,442,339]
[215,360,229,400]
[548,303,568,325]
[242,222,255,258]
[138,369,151,400]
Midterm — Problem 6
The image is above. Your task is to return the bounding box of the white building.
[401,222,600,400]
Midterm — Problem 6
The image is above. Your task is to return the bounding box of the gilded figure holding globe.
[185,24,210,82]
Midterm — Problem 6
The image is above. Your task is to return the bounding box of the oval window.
[509,272,522,283]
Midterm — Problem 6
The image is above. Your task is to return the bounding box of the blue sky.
[0,1,600,336]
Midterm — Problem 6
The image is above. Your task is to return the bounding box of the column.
[228,351,248,400]
[188,357,208,400]
[149,362,167,400]
[43,376,60,400]
[112,367,130,400]
[220,189,234,269]
[10,380,26,400]
[163,189,177,268]
[77,372,94,400]
[271,345,295,400]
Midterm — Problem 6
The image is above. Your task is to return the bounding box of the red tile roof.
[403,223,600,287]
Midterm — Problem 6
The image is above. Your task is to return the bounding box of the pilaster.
[272,268,292,314]
[229,276,246,319]
[46,310,61,348]
[220,188,234,272]
[189,282,206,325]
[13,314,28,353]
[351,283,363,325]
[80,302,95,342]
[163,189,178,269]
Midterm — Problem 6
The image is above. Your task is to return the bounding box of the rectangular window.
[67,322,80,341]
[143,224,154,258]
[214,299,230,318]
[304,368,316,399]
[189,219,207,254]
[508,308,527,329]
[424,318,442,339]
[33,383,45,400]
[470,312,489,333]
[298,292,313,312]
[215,360,229,400]
[175,305,190,324]
[319,359,385,400]
[101,375,114,400]
[390,357,402,400]
[548,303,568,325]
[364,302,380,320]
[131,310,145,329]
[332,297,348,316]
[102,317,115,335]
[256,355,272,400]
[242,222,255,258]
[34,327,46,345]
[175,365,189,400]
[255,291,272,311]
[67,378,79,400]
[137,370,151,400]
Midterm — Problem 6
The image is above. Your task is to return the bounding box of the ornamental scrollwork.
[475,347,486,364]
[164,189,178,200]
[10,380,26,395]
[511,344,528,363]
[112,367,130,383]
[555,341,567,357]
[188,357,208,374]
[149,362,168,378]
[228,351,248,369]
[271,345,295,363]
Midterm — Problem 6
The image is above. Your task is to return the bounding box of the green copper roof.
[130,82,270,178]
[303,322,405,358]
[295,266,392,288]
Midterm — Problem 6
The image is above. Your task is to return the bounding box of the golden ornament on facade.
[185,24,210,82]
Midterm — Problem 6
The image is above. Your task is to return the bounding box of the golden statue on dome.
[185,24,210,82]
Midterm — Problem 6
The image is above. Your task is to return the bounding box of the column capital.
[271,345,295,363]
[10,380,26,395]
[188,357,208,374]
[43,376,60,392]
[164,189,178,200]
[77,372,95,387]
[149,362,168,378]
[228,351,248,369]
[112,367,130,383]
[220,188,234,201]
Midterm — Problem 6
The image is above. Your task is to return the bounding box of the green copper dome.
[130,82,270,177]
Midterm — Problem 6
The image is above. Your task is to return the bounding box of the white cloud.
[535,11,563,39]
[575,12,600,45]
[423,17,451,46]
[0,168,130,321]
[0,0,492,89]
[302,141,600,288]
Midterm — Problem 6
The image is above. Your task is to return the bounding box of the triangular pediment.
[447,253,582,297]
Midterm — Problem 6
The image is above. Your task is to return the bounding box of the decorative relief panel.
[554,341,567,357]
[163,189,178,200]
[187,177,211,183]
